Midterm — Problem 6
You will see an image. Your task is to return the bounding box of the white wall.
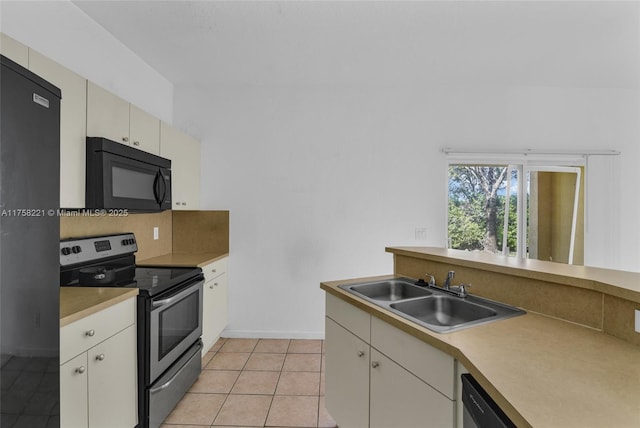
[169,2,639,340]
[176,81,639,338]
[0,1,173,122]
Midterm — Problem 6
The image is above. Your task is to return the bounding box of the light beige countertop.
[137,252,228,268]
[321,275,640,428]
[387,247,640,303]
[60,287,139,327]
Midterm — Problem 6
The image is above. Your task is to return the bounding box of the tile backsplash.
[60,211,172,260]
[393,253,640,347]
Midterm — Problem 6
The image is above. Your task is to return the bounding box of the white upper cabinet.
[130,104,160,155]
[1,33,29,67]
[87,82,160,155]
[29,50,88,209]
[87,81,130,144]
[160,121,201,210]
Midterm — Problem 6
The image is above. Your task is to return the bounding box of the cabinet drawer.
[371,316,455,399]
[60,298,136,363]
[203,257,228,282]
[326,293,370,343]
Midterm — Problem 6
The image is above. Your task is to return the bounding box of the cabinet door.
[88,325,138,428]
[371,316,455,399]
[60,353,89,428]
[202,277,217,353]
[325,317,369,428]
[370,349,454,428]
[87,82,130,144]
[29,50,87,208]
[160,122,201,210]
[210,272,228,346]
[130,104,160,155]
[1,33,29,67]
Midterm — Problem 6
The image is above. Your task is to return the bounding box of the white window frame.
[446,153,586,263]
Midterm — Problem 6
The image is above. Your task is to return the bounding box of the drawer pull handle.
[122,136,129,142]
[133,141,140,146]
[211,269,217,273]
[75,366,86,374]
[371,361,380,368]
[85,329,95,337]
[95,354,105,361]
[213,282,218,286]
[357,351,365,358]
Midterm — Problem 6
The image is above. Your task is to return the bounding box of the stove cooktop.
[133,266,203,296]
[60,233,203,297]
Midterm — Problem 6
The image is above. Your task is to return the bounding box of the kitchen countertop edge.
[60,287,139,327]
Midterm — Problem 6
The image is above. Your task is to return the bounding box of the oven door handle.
[149,377,173,394]
[151,278,203,308]
[152,296,177,308]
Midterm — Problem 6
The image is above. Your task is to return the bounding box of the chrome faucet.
[443,271,455,290]
[422,270,470,297]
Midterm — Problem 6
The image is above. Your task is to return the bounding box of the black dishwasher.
[461,374,516,428]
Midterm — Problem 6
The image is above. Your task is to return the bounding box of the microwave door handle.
[158,169,167,203]
[153,171,161,204]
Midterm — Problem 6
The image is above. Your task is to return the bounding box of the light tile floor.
[161,338,337,428]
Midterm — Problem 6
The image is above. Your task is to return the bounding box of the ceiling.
[73,0,640,88]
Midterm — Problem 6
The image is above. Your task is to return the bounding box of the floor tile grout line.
[263,353,283,428]
[188,339,329,428]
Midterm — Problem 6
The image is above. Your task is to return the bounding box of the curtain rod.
[441,147,620,156]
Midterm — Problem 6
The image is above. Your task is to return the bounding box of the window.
[447,155,585,265]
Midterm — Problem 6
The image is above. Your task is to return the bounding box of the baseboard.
[221,329,325,340]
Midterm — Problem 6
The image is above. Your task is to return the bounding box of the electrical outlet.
[153,227,159,240]
[635,309,640,333]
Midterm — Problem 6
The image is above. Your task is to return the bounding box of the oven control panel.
[60,233,138,266]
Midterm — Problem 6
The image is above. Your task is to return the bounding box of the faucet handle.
[453,283,472,298]
[425,273,436,286]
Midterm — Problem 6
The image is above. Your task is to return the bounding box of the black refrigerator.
[1,55,61,427]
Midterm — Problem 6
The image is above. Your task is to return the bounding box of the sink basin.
[338,278,525,333]
[390,295,496,327]
[343,279,432,301]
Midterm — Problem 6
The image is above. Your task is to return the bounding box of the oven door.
[149,278,203,382]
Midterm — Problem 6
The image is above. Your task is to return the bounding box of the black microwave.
[86,137,171,212]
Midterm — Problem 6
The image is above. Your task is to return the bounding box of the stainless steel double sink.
[338,278,524,333]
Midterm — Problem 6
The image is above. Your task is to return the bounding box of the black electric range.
[60,233,205,428]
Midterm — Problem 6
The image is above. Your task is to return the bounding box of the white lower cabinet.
[202,257,229,353]
[60,353,89,427]
[325,293,456,428]
[60,298,138,428]
[325,318,370,428]
[370,349,454,428]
